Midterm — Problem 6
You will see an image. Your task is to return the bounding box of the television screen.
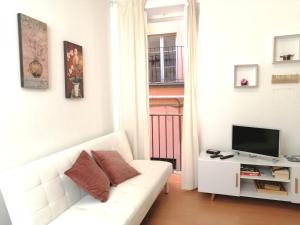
[232,125,280,157]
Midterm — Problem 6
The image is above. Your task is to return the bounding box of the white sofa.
[0,131,172,225]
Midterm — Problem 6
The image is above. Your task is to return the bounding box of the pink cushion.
[64,151,110,202]
[92,150,140,185]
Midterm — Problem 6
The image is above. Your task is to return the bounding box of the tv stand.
[198,152,300,203]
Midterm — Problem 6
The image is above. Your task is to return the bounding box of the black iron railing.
[150,114,183,171]
[148,46,184,84]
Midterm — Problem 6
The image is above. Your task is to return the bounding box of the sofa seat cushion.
[48,160,172,225]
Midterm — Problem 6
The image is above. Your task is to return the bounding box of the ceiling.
[145,0,184,23]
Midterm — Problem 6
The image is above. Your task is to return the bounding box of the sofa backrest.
[0,130,133,225]
[86,129,133,162]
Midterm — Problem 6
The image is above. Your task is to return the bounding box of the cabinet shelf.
[240,166,290,183]
[240,180,290,202]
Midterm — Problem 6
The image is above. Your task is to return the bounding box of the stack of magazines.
[272,167,289,180]
[240,165,261,176]
[255,180,287,195]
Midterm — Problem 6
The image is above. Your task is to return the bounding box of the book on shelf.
[273,174,289,180]
[271,167,289,180]
[240,171,261,176]
[264,182,281,191]
[272,167,289,174]
[255,180,287,195]
[240,164,261,176]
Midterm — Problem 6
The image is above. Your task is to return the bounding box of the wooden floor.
[141,174,300,225]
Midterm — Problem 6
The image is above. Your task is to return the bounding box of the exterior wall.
[149,85,184,96]
[149,85,184,114]
[147,20,184,46]
[148,20,185,81]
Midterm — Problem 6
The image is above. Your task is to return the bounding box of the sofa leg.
[164,183,169,194]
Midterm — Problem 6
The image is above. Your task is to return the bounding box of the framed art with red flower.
[64,41,84,98]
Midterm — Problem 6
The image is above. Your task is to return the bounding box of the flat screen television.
[232,125,280,158]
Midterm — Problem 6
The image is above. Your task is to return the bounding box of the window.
[148,34,179,83]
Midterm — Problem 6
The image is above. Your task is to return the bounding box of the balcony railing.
[148,46,184,85]
[150,114,183,171]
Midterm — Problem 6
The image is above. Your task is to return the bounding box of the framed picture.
[18,13,48,89]
[64,41,84,98]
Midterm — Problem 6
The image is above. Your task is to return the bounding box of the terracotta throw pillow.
[92,150,140,186]
[64,151,110,202]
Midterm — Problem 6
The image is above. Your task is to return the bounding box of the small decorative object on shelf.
[234,64,258,88]
[272,74,299,84]
[273,34,300,63]
[285,155,300,162]
[240,78,248,86]
[280,54,294,61]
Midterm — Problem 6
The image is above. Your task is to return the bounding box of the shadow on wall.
[0,190,11,225]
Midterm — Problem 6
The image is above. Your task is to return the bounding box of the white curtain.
[181,0,200,190]
[114,0,150,160]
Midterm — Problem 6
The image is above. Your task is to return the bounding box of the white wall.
[198,0,300,155]
[0,0,112,224]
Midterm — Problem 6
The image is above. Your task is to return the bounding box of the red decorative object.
[240,78,248,86]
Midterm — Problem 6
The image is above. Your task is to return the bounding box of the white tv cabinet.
[198,152,300,203]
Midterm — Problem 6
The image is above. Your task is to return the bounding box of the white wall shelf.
[234,64,258,88]
[273,34,300,64]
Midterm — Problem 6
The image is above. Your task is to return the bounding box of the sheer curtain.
[113,0,150,159]
[181,0,200,190]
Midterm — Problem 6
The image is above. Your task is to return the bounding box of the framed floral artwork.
[18,13,48,89]
[64,41,84,98]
